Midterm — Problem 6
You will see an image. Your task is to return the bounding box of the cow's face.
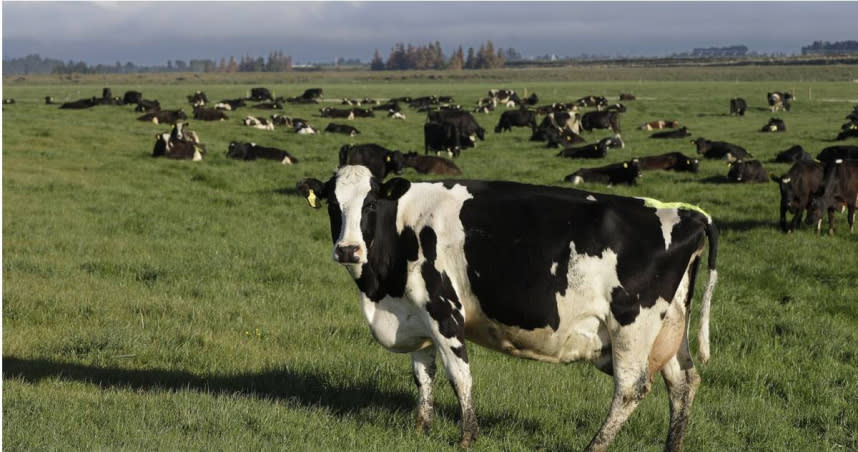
[692,138,708,154]
[297,166,411,268]
[727,161,744,181]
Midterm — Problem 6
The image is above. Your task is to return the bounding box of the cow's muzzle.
[333,244,362,264]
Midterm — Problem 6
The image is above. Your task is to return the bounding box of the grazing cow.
[135,99,160,112]
[352,108,376,118]
[242,115,275,130]
[639,120,681,131]
[692,138,751,162]
[253,101,283,110]
[325,123,361,136]
[637,152,700,173]
[59,97,98,109]
[770,160,824,232]
[726,160,769,183]
[427,110,485,143]
[494,109,537,133]
[816,145,858,163]
[218,98,246,110]
[774,145,813,163]
[193,107,229,121]
[271,114,293,127]
[425,121,468,157]
[152,123,204,161]
[729,98,747,116]
[651,127,692,139]
[226,141,298,164]
[581,111,621,133]
[565,160,642,186]
[767,92,793,112]
[123,91,143,105]
[320,107,355,120]
[296,164,718,451]
[138,109,187,124]
[807,159,858,235]
[45,96,55,105]
[186,91,208,106]
[401,152,462,175]
[619,93,636,101]
[761,118,786,133]
[836,123,858,141]
[338,144,404,179]
[556,135,624,159]
[250,87,274,101]
[293,118,319,135]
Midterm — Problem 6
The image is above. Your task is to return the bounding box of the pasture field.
[3,67,857,451]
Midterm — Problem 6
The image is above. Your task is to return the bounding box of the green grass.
[3,67,858,451]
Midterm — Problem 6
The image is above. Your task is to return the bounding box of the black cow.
[123,91,143,105]
[692,138,751,162]
[252,101,283,110]
[729,98,747,116]
[325,123,361,136]
[637,152,700,173]
[807,160,858,235]
[774,145,812,163]
[427,110,485,142]
[424,121,469,157]
[771,160,824,232]
[651,127,692,139]
[193,107,229,121]
[137,109,187,124]
[727,160,769,183]
[565,160,641,186]
[250,87,274,101]
[402,151,462,175]
[767,92,793,112]
[300,88,324,100]
[581,111,621,133]
[761,118,786,133]
[338,144,404,179]
[3,98,15,104]
[59,97,98,109]
[352,108,376,118]
[836,123,858,141]
[619,93,636,101]
[372,101,401,112]
[541,127,587,148]
[226,141,298,164]
[556,135,624,159]
[135,99,160,112]
[816,145,858,163]
[296,164,717,451]
[494,109,537,133]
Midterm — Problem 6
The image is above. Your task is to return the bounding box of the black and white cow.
[770,160,824,232]
[296,165,718,450]
[338,144,404,179]
[494,109,537,133]
[576,95,608,109]
[320,107,355,120]
[761,118,786,133]
[226,141,298,164]
[187,91,208,106]
[637,152,700,173]
[556,135,624,159]
[325,123,361,136]
[271,114,293,127]
[774,145,812,163]
[59,97,98,109]
[135,99,160,112]
[691,138,751,162]
[729,98,747,116]
[564,160,642,186]
[427,110,486,143]
[807,159,858,236]
[767,92,793,112]
[726,160,769,183]
[293,118,319,135]
[581,111,621,133]
[425,121,470,157]
[138,109,188,124]
[250,87,274,101]
[152,123,204,161]
[217,98,246,110]
[352,108,376,118]
[242,115,274,130]
[651,127,692,139]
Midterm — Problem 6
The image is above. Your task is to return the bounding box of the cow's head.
[297,166,411,267]
[679,157,700,173]
[691,138,709,154]
[805,188,826,231]
[727,160,745,182]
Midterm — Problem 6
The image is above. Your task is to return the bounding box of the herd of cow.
[19,81,855,450]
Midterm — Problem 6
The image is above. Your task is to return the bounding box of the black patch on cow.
[420,226,467,361]
[401,227,419,262]
[419,227,438,261]
[451,345,469,363]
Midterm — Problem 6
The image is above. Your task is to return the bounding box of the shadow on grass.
[698,175,731,184]
[717,219,777,232]
[2,356,546,437]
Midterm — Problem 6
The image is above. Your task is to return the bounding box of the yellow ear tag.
[307,189,318,208]
[623,162,628,168]
[385,155,391,162]
[686,160,691,164]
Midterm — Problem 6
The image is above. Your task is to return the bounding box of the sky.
[3,2,857,66]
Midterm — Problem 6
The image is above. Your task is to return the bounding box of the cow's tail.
[697,217,718,365]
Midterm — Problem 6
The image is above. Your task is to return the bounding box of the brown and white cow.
[297,165,717,451]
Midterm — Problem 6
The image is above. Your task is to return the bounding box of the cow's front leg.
[434,333,477,448]
[411,347,436,434]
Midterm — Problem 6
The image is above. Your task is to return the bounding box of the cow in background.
[771,160,824,232]
[768,92,793,112]
[727,160,769,183]
[761,118,786,133]
[729,98,747,116]
[774,145,812,163]
[807,159,858,235]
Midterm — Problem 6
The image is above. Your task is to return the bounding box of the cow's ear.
[380,177,411,201]
[296,178,326,208]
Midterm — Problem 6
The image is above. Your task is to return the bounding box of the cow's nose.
[334,245,361,264]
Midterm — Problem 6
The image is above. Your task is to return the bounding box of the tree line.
[802,40,858,56]
[370,41,520,71]
[2,52,293,75]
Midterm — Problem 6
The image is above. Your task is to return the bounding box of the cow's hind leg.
[586,358,653,452]
[411,347,437,434]
[662,352,700,452]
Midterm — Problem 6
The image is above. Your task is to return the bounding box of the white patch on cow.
[281,155,293,165]
[333,165,374,272]
[572,176,584,185]
[550,262,558,276]
[192,149,203,161]
[361,295,432,353]
[654,208,681,250]
[781,177,791,183]
[586,195,597,202]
